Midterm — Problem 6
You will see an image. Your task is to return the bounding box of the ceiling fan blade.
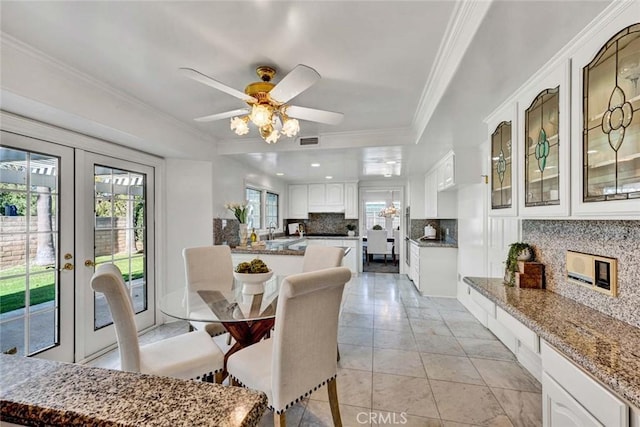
[194,108,249,122]
[179,68,256,103]
[269,64,321,104]
[285,105,344,125]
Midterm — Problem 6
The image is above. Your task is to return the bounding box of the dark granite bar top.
[410,238,458,248]
[0,355,267,427]
[463,277,640,408]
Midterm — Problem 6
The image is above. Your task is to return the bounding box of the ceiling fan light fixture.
[250,104,273,127]
[230,116,250,135]
[281,117,300,137]
[265,129,280,144]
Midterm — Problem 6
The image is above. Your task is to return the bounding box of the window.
[245,188,261,229]
[245,187,279,230]
[265,192,279,228]
[583,23,640,201]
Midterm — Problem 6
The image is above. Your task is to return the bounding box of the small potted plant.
[504,242,534,286]
[346,224,357,237]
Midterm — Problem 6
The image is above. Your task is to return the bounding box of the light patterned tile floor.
[88,272,542,427]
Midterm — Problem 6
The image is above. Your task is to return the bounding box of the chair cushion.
[227,338,274,405]
[139,330,224,380]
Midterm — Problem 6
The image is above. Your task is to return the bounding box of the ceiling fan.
[180,64,344,144]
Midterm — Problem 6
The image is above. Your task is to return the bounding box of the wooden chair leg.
[274,412,286,427]
[328,378,342,427]
[214,371,225,384]
[230,377,240,386]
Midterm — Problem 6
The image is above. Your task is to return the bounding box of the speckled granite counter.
[463,277,640,408]
[410,238,458,248]
[0,355,267,426]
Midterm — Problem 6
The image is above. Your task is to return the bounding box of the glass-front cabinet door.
[487,103,518,216]
[572,15,640,216]
[518,62,571,217]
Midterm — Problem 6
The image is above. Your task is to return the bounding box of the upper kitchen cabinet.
[308,183,344,212]
[288,184,308,219]
[570,10,640,217]
[425,168,457,218]
[518,62,571,217]
[344,182,358,219]
[486,103,518,216]
[433,150,482,192]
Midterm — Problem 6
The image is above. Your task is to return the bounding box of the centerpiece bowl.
[233,270,274,294]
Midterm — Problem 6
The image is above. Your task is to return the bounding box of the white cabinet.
[541,340,628,427]
[424,169,457,218]
[437,152,455,191]
[294,182,356,215]
[308,183,343,212]
[344,182,358,219]
[543,372,601,427]
[288,185,308,219]
[411,245,457,297]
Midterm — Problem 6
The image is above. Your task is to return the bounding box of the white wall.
[165,159,213,294]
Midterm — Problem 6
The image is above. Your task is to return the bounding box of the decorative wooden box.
[515,261,545,289]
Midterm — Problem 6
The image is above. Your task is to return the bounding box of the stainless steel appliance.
[405,207,410,267]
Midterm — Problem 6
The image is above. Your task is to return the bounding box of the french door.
[0,131,74,361]
[1,129,156,362]
[76,151,155,359]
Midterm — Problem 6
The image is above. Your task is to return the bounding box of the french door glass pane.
[0,147,60,356]
[93,166,147,330]
[246,188,261,229]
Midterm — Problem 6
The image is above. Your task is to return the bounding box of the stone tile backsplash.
[285,213,358,236]
[410,218,458,243]
[522,220,640,328]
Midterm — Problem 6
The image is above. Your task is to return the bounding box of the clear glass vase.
[238,223,248,247]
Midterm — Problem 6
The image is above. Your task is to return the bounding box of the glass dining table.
[159,275,283,368]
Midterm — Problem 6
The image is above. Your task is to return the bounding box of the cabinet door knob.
[84,260,95,267]
[62,263,74,271]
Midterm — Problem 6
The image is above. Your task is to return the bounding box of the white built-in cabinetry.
[343,182,358,219]
[485,1,640,218]
[288,182,358,218]
[288,184,309,219]
[458,281,639,427]
[409,241,457,297]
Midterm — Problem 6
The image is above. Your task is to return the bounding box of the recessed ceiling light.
[325,176,333,179]
[385,161,397,165]
[311,163,320,167]
[276,172,284,176]
[384,174,392,178]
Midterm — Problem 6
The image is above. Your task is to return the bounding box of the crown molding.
[411,0,493,144]
[0,33,213,145]
[483,0,635,125]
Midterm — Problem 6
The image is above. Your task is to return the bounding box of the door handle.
[62,263,74,271]
[84,260,96,267]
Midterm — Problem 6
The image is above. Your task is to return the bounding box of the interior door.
[0,131,74,361]
[76,151,155,359]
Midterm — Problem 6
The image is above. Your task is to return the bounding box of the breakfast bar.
[0,355,267,427]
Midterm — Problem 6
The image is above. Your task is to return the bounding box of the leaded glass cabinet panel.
[491,121,513,209]
[583,23,640,202]
[525,87,560,207]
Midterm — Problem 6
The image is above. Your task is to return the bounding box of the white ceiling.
[0,1,611,183]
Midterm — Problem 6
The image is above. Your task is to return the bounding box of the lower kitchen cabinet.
[409,243,457,297]
[541,340,628,427]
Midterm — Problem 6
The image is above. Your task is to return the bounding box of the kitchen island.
[0,355,267,427]
[230,236,358,274]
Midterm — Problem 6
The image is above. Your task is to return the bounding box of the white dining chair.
[367,229,392,264]
[302,245,345,272]
[91,263,225,382]
[183,245,234,338]
[393,229,400,265]
[227,267,352,427]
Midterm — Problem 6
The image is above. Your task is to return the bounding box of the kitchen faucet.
[268,222,276,240]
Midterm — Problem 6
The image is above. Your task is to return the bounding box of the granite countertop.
[410,238,458,248]
[0,355,267,427]
[463,277,640,408]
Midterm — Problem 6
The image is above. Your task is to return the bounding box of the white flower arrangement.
[224,201,249,224]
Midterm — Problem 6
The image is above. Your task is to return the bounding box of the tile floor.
[89,273,542,427]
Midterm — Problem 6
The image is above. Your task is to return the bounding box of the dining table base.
[221,318,275,371]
